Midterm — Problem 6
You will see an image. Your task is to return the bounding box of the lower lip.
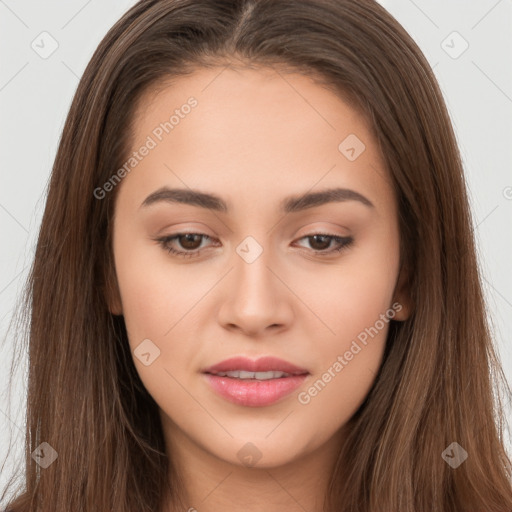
[203,373,309,407]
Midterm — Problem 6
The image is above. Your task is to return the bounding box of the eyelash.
[155,232,354,259]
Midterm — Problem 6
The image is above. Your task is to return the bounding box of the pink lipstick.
[202,356,309,407]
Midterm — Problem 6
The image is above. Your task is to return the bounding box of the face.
[109,65,410,469]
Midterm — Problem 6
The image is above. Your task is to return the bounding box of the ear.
[391,262,413,321]
[104,258,123,316]
[107,281,123,316]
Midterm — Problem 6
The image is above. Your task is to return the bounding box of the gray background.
[1,0,511,502]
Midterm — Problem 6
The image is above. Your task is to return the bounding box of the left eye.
[156,232,354,258]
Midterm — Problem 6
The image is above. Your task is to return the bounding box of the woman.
[2,0,512,510]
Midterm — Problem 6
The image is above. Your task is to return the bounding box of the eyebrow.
[140,186,374,213]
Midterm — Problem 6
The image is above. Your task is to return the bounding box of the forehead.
[121,65,393,214]
[133,65,370,145]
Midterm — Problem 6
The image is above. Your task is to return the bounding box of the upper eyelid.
[160,230,348,242]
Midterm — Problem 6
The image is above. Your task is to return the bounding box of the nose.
[216,243,294,337]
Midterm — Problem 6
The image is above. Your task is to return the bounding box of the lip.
[202,356,309,375]
[202,356,309,407]
[203,374,308,407]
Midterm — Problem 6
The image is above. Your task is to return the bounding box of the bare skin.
[109,63,410,511]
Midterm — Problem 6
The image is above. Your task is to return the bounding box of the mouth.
[201,356,310,407]
[205,370,305,380]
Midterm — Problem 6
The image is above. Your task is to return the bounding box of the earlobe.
[104,261,123,316]
[392,265,413,321]
[391,296,411,321]
[107,288,123,316]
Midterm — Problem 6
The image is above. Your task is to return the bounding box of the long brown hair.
[2,0,511,510]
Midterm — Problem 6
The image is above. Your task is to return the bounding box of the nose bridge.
[232,234,275,302]
[216,232,293,334]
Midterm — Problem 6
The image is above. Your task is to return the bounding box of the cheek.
[291,234,399,425]
[113,234,209,342]
[113,240,210,406]
[296,337,386,442]
[292,233,400,345]
[294,284,394,438]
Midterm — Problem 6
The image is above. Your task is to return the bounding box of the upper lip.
[202,356,309,375]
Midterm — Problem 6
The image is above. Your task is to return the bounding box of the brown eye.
[156,232,353,260]
[177,233,203,250]
[294,233,354,256]
[307,235,333,251]
[156,233,215,258]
